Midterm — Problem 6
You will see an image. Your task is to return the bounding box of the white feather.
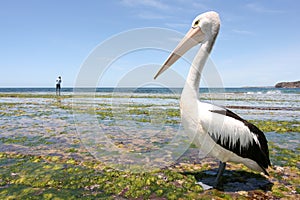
[180,99,265,173]
[198,102,258,150]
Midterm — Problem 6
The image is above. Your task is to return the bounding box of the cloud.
[174,0,209,10]
[120,0,172,20]
[232,29,255,36]
[191,2,209,10]
[246,3,285,14]
[137,11,166,19]
[165,22,189,29]
[121,0,170,10]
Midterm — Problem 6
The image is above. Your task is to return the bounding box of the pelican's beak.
[154,27,205,79]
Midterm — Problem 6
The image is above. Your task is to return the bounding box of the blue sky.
[0,0,299,87]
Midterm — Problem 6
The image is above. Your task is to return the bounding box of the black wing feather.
[210,109,271,175]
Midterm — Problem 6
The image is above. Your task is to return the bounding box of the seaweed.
[0,93,299,199]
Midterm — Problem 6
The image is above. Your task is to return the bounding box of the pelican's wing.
[199,103,271,174]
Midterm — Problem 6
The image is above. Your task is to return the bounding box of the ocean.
[0,86,299,170]
[0,86,299,197]
[0,87,299,94]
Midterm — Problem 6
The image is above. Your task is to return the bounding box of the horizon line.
[0,86,276,89]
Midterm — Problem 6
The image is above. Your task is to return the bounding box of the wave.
[0,87,299,95]
[246,90,282,95]
[266,90,282,95]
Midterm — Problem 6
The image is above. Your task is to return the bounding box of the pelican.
[154,11,271,186]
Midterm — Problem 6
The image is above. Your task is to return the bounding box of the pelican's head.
[154,11,220,79]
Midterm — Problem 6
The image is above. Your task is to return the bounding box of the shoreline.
[0,91,299,199]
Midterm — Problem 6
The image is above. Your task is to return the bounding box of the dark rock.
[275,81,300,88]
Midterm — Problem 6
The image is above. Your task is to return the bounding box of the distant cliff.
[275,81,300,88]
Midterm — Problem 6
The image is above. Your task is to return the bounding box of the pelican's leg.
[215,162,226,186]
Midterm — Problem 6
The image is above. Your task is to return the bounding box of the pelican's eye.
[193,20,200,27]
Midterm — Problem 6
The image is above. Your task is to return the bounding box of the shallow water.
[0,90,299,166]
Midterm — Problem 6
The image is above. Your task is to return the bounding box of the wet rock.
[275,80,300,88]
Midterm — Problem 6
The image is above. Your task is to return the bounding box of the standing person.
[56,76,62,96]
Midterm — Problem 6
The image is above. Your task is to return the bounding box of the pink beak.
[154,26,205,79]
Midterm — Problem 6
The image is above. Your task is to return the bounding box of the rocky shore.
[275,80,300,88]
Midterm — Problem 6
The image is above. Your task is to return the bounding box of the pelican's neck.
[182,39,214,99]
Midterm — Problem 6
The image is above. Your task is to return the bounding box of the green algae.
[0,136,54,146]
[0,93,73,99]
[92,104,299,132]
[1,93,299,199]
[250,120,300,133]
[1,92,299,103]
[268,142,300,168]
[8,93,296,134]
[0,152,208,199]
[1,148,299,199]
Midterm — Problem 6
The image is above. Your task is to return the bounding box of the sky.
[0,0,299,87]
